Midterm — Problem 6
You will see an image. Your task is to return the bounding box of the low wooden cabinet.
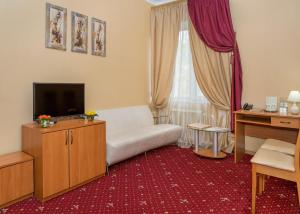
[22,119,106,201]
[0,152,33,208]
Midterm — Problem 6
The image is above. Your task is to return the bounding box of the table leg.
[194,130,198,152]
[235,121,245,163]
[213,132,219,157]
[197,130,200,150]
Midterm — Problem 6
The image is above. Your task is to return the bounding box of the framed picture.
[45,3,67,50]
[71,12,88,53]
[91,18,106,57]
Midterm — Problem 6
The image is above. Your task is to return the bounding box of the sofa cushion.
[96,105,154,138]
[107,124,182,165]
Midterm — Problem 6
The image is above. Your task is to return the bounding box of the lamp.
[287,90,300,114]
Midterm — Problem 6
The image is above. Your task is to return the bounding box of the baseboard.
[0,193,33,209]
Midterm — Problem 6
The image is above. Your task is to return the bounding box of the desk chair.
[258,138,296,193]
[250,137,300,214]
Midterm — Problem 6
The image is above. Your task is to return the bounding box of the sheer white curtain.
[169,22,217,148]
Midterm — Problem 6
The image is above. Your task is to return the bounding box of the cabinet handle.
[280,121,291,124]
[70,130,73,144]
[65,131,69,145]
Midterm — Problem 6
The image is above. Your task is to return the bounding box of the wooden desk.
[234,109,300,163]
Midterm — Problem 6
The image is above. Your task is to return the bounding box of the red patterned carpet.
[1,145,299,214]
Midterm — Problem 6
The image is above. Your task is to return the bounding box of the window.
[168,23,210,147]
[170,29,208,105]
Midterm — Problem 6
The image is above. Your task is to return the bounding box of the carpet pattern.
[1,145,299,214]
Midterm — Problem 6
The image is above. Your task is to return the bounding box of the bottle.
[279,98,288,115]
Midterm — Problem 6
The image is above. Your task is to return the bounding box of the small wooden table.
[188,123,230,159]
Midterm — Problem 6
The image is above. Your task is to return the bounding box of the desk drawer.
[271,117,300,129]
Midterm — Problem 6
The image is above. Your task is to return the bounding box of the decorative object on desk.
[265,96,278,112]
[85,111,98,121]
[242,103,253,110]
[71,12,88,53]
[38,115,51,128]
[91,18,106,57]
[45,3,67,51]
[287,90,300,115]
[279,98,288,115]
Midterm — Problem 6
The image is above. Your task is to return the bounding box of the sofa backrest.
[96,105,154,138]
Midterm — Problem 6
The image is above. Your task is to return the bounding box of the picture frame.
[91,18,106,57]
[71,12,88,53]
[45,3,67,50]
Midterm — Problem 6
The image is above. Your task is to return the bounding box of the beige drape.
[151,1,233,150]
[188,18,232,150]
[150,2,187,109]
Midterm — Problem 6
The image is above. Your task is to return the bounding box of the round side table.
[188,123,230,159]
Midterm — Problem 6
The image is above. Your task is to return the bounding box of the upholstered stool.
[251,148,295,171]
[261,138,295,156]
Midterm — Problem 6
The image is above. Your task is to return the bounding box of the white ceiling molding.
[145,0,176,6]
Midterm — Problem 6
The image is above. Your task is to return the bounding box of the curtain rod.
[152,0,187,8]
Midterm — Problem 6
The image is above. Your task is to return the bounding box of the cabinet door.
[42,130,69,197]
[69,124,105,187]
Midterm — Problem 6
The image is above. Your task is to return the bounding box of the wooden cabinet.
[69,125,105,187]
[22,119,106,201]
[42,130,69,198]
[0,152,33,208]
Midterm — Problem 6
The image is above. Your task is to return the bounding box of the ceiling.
[145,0,176,6]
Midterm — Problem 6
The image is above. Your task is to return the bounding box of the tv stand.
[22,119,106,201]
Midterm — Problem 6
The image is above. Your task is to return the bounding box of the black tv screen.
[33,83,85,120]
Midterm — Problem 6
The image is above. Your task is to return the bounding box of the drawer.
[271,117,300,129]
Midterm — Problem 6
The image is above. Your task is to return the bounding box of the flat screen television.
[33,83,85,120]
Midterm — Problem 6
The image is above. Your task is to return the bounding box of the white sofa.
[96,105,182,166]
